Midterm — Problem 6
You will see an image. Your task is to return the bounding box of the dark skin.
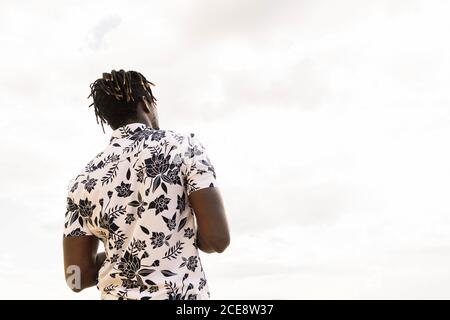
[63,97,230,292]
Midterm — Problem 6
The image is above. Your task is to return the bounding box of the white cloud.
[87,15,122,51]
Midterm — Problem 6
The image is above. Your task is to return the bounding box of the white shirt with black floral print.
[64,123,217,300]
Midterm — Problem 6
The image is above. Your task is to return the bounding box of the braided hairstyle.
[88,69,157,132]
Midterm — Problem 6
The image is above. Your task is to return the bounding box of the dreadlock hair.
[88,69,157,132]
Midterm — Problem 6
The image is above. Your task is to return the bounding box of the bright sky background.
[0,0,449,299]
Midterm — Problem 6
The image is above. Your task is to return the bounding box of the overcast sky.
[0,0,449,299]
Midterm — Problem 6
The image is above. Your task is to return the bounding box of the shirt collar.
[110,122,151,141]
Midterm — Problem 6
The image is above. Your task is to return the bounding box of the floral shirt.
[63,123,217,300]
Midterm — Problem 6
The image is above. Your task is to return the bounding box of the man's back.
[64,123,217,299]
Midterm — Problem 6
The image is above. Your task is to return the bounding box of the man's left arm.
[63,236,105,292]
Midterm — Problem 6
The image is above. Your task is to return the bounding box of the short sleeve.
[184,134,218,196]
[63,178,94,237]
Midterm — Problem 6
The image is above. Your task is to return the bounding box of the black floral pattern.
[78,198,96,218]
[198,278,207,291]
[184,228,194,239]
[180,256,198,272]
[118,250,142,279]
[124,127,152,153]
[150,130,166,141]
[64,123,216,300]
[115,181,134,197]
[81,175,97,193]
[162,212,177,231]
[70,181,79,193]
[148,194,170,215]
[185,144,203,158]
[128,192,148,218]
[164,273,197,300]
[125,213,135,224]
[150,231,171,249]
[177,193,186,212]
[66,197,77,212]
[67,228,87,237]
[145,149,171,178]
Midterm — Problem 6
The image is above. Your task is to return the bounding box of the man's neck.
[112,117,153,130]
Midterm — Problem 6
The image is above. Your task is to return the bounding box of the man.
[63,69,230,300]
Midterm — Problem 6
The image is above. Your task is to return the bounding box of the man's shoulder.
[159,129,196,144]
[66,149,108,194]
[153,129,203,152]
